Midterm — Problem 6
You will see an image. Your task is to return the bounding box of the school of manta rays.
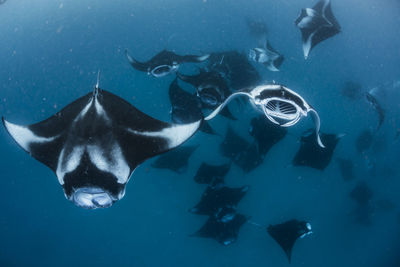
[2,0,390,263]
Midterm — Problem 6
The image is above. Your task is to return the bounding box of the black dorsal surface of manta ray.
[207,51,261,91]
[168,78,215,135]
[125,49,210,78]
[151,145,198,174]
[267,219,312,263]
[220,126,250,160]
[189,183,249,216]
[249,40,284,71]
[194,162,231,185]
[365,91,385,131]
[292,130,343,170]
[2,84,202,209]
[249,115,287,156]
[177,69,236,120]
[336,157,355,181]
[295,0,341,59]
[206,84,325,148]
[191,212,248,246]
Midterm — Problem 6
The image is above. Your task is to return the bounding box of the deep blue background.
[0,0,400,266]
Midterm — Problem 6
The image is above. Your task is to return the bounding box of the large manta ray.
[295,0,341,59]
[2,82,202,209]
[125,49,209,78]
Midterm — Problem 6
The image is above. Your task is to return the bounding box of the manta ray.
[177,69,237,120]
[267,219,313,263]
[295,0,341,59]
[191,212,249,246]
[249,40,284,71]
[125,49,209,77]
[206,84,325,147]
[2,78,202,209]
[292,130,343,170]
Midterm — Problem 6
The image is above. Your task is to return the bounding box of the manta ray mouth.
[71,187,115,209]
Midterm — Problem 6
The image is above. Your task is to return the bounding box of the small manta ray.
[267,219,313,263]
[249,40,284,71]
[0,0,7,5]
[177,69,236,120]
[365,91,385,131]
[2,75,202,209]
[194,162,231,185]
[295,0,341,59]
[189,183,249,216]
[249,115,287,156]
[292,130,343,170]
[168,78,215,135]
[151,145,198,174]
[191,212,249,246]
[206,84,325,147]
[125,49,210,78]
[220,126,250,161]
[336,157,355,181]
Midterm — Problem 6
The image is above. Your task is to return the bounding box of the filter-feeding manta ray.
[125,49,210,78]
[177,69,236,120]
[249,40,284,71]
[2,78,202,209]
[295,0,341,59]
[267,219,313,263]
[206,84,325,148]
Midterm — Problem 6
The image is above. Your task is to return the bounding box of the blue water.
[1,0,400,266]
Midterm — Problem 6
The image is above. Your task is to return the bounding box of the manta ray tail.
[205,91,252,120]
[309,108,325,148]
[125,49,148,72]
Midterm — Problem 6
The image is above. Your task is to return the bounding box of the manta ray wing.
[2,93,93,171]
